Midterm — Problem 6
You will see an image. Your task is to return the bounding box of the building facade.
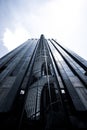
[0,35,87,129]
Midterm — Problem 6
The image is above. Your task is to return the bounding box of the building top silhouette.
[0,34,87,129]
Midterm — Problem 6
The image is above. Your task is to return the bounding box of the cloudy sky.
[0,0,87,60]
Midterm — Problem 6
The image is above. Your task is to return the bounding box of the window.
[41,62,53,76]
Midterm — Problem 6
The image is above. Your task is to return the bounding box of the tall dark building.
[0,34,87,129]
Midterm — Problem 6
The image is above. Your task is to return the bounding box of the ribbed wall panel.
[0,35,87,129]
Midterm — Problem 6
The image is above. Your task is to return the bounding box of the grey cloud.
[0,0,46,57]
[0,0,87,60]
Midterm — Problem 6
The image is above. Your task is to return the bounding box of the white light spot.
[20,90,25,95]
[61,90,65,94]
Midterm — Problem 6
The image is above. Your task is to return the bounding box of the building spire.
[40,34,45,39]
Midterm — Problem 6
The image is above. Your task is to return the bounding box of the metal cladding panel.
[48,39,87,111]
[0,40,37,112]
[52,39,87,71]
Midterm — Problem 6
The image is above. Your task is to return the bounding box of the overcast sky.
[0,0,87,60]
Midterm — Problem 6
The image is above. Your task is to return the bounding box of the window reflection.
[41,62,53,76]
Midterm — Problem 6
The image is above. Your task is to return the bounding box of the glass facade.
[0,35,87,129]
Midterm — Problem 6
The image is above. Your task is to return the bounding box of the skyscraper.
[0,34,87,129]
